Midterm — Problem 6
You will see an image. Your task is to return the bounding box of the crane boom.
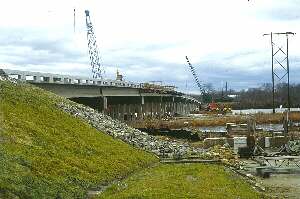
[185,56,206,94]
[85,10,104,79]
[185,56,212,103]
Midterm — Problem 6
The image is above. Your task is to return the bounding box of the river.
[198,123,284,133]
[232,107,300,114]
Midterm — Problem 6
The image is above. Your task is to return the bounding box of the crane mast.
[85,10,104,79]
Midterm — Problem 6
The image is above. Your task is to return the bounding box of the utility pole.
[263,32,295,113]
[73,8,76,33]
[286,33,291,111]
[225,81,228,96]
[221,87,224,99]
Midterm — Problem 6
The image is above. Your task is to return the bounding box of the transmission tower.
[85,10,104,79]
[263,32,295,113]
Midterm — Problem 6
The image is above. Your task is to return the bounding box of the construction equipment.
[206,102,232,114]
[142,82,176,94]
[185,56,211,103]
[85,10,104,79]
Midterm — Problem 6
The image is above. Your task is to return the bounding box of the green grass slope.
[98,164,264,199]
[0,80,157,199]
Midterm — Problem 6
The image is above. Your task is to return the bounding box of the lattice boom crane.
[85,10,104,79]
[185,56,206,94]
[185,56,211,103]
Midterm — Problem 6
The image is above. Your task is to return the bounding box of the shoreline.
[129,112,300,129]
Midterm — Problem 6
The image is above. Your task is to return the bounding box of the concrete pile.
[57,101,203,159]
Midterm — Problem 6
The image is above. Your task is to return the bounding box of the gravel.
[57,101,204,159]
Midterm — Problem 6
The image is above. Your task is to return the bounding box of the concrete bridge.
[1,69,200,121]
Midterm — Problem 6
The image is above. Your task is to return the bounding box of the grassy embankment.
[132,112,300,129]
[0,80,157,198]
[0,80,264,199]
[97,163,264,199]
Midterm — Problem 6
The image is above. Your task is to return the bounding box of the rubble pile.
[287,140,300,154]
[207,145,241,168]
[57,102,204,158]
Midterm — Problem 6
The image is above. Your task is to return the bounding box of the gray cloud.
[1,22,300,93]
[0,27,87,67]
[100,50,272,91]
[257,1,300,21]
[97,45,300,91]
[108,42,185,53]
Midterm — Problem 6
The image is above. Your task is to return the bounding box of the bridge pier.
[70,96,200,122]
[118,104,122,120]
[103,96,107,110]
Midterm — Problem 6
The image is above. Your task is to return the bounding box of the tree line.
[192,83,300,109]
[235,83,300,109]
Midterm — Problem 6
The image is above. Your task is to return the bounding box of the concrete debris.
[287,140,300,154]
[207,145,240,168]
[57,101,205,159]
[203,137,227,149]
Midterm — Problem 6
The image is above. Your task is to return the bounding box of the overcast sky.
[1,0,300,93]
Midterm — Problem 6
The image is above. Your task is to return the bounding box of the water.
[232,108,300,114]
[257,123,283,131]
[198,123,284,132]
[189,108,300,117]
[191,108,300,132]
[198,126,226,132]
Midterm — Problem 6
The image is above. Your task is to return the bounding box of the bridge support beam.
[68,95,200,122]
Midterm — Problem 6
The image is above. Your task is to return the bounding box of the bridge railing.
[2,69,143,89]
[1,68,201,104]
